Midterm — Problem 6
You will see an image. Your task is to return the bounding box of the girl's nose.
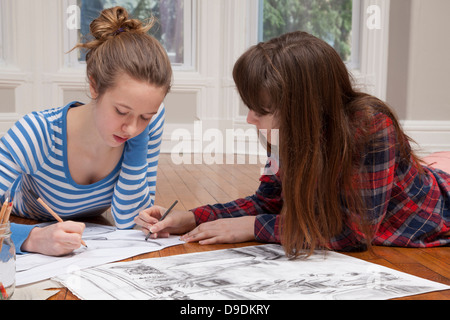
[122,120,138,137]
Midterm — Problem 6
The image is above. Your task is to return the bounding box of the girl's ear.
[89,77,99,100]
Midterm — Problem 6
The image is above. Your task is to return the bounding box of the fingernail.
[150,226,156,233]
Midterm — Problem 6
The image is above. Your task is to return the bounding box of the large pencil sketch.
[54,244,450,300]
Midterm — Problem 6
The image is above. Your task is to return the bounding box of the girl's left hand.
[180,216,256,245]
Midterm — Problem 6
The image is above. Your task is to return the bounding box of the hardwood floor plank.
[157,160,202,210]
[166,161,221,205]
[400,249,450,281]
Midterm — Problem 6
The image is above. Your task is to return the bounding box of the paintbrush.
[29,189,87,248]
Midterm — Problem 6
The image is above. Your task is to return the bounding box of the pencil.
[1,202,13,225]
[145,200,178,241]
[0,200,13,259]
[29,189,87,248]
[0,198,9,224]
[0,283,8,300]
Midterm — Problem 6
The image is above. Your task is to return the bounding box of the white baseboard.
[401,120,450,157]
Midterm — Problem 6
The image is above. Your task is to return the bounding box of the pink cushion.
[423,152,450,174]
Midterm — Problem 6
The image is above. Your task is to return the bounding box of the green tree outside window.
[261,0,353,62]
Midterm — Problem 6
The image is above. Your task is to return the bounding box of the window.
[65,0,195,70]
[258,0,360,68]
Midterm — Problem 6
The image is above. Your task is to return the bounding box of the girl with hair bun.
[0,7,172,256]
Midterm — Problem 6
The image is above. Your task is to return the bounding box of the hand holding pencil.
[145,200,178,241]
[135,201,197,239]
[20,190,88,256]
[28,189,87,248]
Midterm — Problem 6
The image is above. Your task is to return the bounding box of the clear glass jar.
[0,222,15,300]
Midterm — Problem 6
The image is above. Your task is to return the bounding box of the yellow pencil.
[0,199,13,260]
[0,198,8,224]
[2,202,13,225]
[29,190,87,248]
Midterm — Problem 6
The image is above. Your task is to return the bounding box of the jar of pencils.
[0,222,15,300]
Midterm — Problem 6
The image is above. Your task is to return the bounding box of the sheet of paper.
[54,244,450,300]
[16,223,184,286]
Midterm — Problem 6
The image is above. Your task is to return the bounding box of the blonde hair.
[71,6,172,98]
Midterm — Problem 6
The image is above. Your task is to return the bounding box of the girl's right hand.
[134,205,197,239]
[21,221,86,256]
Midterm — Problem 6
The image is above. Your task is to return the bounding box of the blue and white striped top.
[0,102,164,252]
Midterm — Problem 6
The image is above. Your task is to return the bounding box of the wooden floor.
[154,153,265,210]
[15,154,450,300]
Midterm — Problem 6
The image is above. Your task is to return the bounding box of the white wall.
[386,0,450,155]
[1,0,449,157]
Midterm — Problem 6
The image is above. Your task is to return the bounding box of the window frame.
[63,0,197,72]
[250,0,390,100]
[348,0,362,70]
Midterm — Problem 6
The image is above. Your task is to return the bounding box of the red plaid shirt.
[191,113,450,251]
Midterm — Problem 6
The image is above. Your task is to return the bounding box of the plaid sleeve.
[254,213,281,243]
[190,158,283,242]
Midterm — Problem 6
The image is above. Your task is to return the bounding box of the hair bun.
[90,6,154,41]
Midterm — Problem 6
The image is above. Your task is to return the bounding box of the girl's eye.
[115,108,128,116]
[140,116,152,121]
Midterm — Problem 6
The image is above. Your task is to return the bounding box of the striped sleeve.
[146,103,165,201]
[110,104,165,229]
[0,112,51,199]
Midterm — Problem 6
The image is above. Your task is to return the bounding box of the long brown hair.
[71,6,172,97]
[233,31,422,258]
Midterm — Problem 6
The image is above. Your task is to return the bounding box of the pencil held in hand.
[145,200,178,241]
[29,189,88,248]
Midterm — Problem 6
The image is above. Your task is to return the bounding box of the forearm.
[190,204,281,243]
[10,223,38,254]
[112,117,163,229]
[190,196,261,225]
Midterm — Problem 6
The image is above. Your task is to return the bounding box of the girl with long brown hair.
[136,31,450,258]
[1,7,172,256]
